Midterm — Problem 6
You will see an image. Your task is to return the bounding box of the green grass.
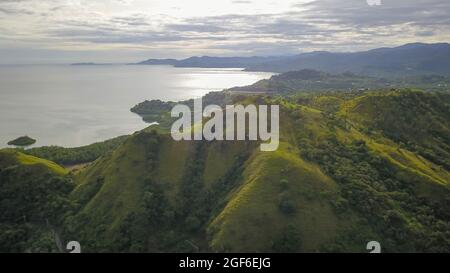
[155,138,194,203]
[57,90,450,252]
[0,149,67,175]
[70,134,154,240]
[208,142,341,252]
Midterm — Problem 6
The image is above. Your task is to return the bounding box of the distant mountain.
[135,59,178,65]
[134,56,289,68]
[246,43,450,77]
[135,43,450,77]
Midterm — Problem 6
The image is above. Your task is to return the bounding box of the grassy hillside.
[1,85,449,253]
[339,90,450,170]
[22,135,128,166]
[0,150,75,252]
[57,89,450,253]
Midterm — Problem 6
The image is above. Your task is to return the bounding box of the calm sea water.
[0,65,273,148]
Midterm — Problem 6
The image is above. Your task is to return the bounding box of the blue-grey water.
[0,65,273,148]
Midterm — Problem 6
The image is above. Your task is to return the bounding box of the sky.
[0,0,449,64]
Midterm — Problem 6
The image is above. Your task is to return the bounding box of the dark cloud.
[415,30,435,37]
[298,0,450,28]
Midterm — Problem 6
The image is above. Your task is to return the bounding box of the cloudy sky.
[0,0,449,64]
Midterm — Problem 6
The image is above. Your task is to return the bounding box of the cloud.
[166,24,226,33]
[0,0,449,63]
[0,6,34,15]
[299,0,450,28]
[231,0,252,4]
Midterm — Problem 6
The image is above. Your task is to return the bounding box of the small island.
[7,136,36,147]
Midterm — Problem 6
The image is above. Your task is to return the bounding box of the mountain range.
[135,43,450,77]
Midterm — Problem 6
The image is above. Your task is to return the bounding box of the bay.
[0,65,273,148]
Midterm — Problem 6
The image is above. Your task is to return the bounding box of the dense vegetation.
[21,135,128,166]
[1,79,449,253]
[230,69,450,93]
[131,92,233,128]
[55,89,450,252]
[0,150,75,252]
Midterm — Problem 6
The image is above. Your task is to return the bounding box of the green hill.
[56,90,450,253]
[229,69,450,93]
[0,150,74,252]
[340,90,450,170]
[1,89,449,253]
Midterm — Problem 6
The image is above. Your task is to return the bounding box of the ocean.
[0,64,273,147]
